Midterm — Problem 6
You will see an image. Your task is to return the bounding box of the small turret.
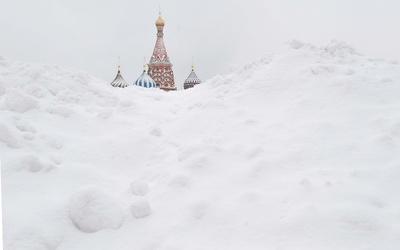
[110,57,129,88]
[183,60,201,90]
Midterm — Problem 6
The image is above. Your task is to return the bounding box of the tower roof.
[110,62,128,88]
[184,68,201,85]
[135,69,157,88]
[155,13,165,26]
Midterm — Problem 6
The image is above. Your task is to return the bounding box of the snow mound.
[286,39,315,50]
[5,235,48,250]
[68,186,124,233]
[5,88,38,113]
[323,39,360,56]
[2,40,400,249]
[16,120,37,133]
[130,198,151,218]
[46,105,75,117]
[19,155,56,173]
[130,180,149,196]
[0,123,20,148]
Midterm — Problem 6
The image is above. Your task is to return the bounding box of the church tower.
[148,13,176,91]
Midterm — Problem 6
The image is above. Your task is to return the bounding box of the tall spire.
[148,12,176,91]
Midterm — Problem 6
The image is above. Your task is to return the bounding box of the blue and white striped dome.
[135,70,157,88]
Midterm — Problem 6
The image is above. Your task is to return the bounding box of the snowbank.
[2,40,400,250]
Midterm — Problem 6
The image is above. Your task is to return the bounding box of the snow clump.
[0,123,20,148]
[20,155,56,173]
[130,198,151,218]
[5,88,38,113]
[68,185,124,233]
[130,180,149,196]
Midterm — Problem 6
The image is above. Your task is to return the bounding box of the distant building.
[110,60,129,88]
[109,12,200,91]
[147,13,176,91]
[183,64,201,90]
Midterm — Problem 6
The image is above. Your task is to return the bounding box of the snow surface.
[2,40,400,249]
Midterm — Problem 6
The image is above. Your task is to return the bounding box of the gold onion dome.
[155,13,165,26]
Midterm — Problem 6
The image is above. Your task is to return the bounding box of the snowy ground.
[1,40,400,250]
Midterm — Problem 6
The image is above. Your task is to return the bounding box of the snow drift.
[1,40,400,250]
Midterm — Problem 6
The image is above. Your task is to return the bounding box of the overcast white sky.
[1,0,399,87]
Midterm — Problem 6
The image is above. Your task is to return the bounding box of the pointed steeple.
[184,59,201,90]
[110,57,129,88]
[147,12,176,91]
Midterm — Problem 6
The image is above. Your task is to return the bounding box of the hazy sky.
[1,0,399,88]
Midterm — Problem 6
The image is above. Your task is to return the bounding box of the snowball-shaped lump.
[5,88,38,113]
[130,198,151,218]
[130,180,149,196]
[20,155,45,173]
[69,185,124,233]
[0,123,19,148]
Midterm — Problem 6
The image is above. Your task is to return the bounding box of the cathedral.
[110,12,201,90]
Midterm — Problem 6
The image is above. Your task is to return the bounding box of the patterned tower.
[183,62,201,90]
[147,13,176,91]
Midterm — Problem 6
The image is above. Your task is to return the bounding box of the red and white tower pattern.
[148,13,176,91]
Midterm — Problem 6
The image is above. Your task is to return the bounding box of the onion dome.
[183,64,201,90]
[135,64,157,88]
[155,13,165,26]
[110,59,128,88]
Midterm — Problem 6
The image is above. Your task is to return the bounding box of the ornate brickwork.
[184,66,201,90]
[148,13,176,91]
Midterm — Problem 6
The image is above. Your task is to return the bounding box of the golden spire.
[143,57,147,71]
[191,57,195,70]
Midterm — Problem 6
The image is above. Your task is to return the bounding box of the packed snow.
[68,185,125,233]
[1,40,400,250]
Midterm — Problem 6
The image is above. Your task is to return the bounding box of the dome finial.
[191,57,195,70]
[155,8,165,26]
[118,56,121,72]
[143,57,147,71]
